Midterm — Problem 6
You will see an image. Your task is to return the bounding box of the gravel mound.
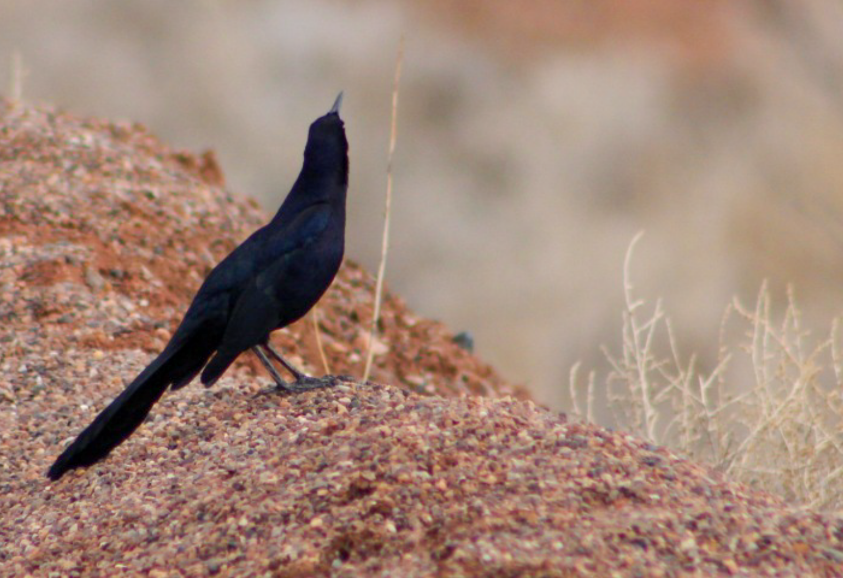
[1,99,841,576]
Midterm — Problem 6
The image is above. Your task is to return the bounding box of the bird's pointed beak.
[329,92,344,115]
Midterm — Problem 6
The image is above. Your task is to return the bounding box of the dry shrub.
[572,233,843,509]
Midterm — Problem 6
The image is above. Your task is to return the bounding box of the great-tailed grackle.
[47,94,349,481]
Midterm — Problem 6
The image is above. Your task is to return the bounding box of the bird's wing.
[169,203,332,343]
[261,202,333,263]
[201,203,336,372]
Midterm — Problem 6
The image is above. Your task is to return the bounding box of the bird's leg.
[262,343,308,382]
[262,343,338,391]
[252,346,293,392]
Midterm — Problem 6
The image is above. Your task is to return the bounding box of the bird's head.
[303,92,348,183]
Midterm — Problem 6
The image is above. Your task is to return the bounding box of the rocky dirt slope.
[1,99,841,576]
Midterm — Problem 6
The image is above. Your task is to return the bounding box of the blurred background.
[3,0,843,410]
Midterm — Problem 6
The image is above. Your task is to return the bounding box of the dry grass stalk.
[10,50,26,104]
[311,306,331,375]
[363,35,405,382]
[568,362,596,425]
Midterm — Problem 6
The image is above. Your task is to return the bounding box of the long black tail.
[200,348,239,389]
[47,340,211,481]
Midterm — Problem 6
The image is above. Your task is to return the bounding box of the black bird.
[48,94,349,481]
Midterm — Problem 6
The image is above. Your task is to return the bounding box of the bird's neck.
[270,178,346,225]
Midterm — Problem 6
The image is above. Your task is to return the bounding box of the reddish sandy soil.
[1,99,842,576]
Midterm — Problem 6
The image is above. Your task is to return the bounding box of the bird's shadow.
[253,374,354,397]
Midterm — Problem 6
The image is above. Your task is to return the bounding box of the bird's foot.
[276,374,342,393]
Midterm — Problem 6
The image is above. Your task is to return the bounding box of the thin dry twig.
[10,50,26,104]
[363,35,405,382]
[594,233,843,508]
[311,306,331,375]
[569,362,596,423]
